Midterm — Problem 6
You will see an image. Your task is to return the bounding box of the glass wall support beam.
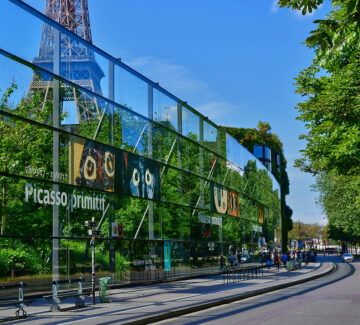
[177,103,183,189]
[216,132,223,254]
[108,61,115,273]
[148,85,154,241]
[52,28,60,280]
[199,118,204,208]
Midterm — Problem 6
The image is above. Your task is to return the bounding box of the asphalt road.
[156,255,356,325]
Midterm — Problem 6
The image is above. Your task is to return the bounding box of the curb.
[123,262,336,325]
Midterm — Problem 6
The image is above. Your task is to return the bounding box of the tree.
[0,84,53,236]
[312,172,360,238]
[294,62,360,175]
[279,1,360,72]
[288,222,323,240]
[280,0,360,243]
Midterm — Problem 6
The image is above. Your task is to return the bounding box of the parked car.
[241,254,250,263]
[324,247,337,255]
[342,253,354,263]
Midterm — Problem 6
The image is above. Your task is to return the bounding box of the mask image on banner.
[210,182,228,214]
[121,151,160,200]
[69,138,115,192]
[228,190,240,217]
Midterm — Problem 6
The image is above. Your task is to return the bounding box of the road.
[157,255,357,325]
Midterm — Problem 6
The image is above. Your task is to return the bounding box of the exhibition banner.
[120,151,160,200]
[210,182,240,217]
[69,138,115,192]
[67,138,161,200]
[228,190,240,217]
[210,182,228,214]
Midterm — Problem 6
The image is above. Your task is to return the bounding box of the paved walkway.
[0,258,335,324]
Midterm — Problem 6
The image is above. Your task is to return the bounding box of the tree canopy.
[288,221,323,240]
[280,0,360,242]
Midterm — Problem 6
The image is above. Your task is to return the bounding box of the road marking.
[57,294,202,324]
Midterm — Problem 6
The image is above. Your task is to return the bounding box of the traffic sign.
[85,221,98,227]
[88,229,101,236]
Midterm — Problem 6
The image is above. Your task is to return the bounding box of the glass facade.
[0,0,281,291]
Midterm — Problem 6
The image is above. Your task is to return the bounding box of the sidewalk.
[0,260,335,324]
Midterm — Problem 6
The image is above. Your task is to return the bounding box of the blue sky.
[22,0,332,225]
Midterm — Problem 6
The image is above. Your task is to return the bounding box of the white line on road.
[57,293,202,325]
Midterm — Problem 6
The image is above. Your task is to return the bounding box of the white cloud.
[270,0,279,13]
[197,101,248,126]
[127,56,250,127]
[127,56,208,100]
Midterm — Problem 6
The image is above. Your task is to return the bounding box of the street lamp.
[85,218,101,305]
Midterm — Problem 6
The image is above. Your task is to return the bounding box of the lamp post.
[85,218,100,305]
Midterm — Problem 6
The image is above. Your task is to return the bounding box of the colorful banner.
[210,183,240,216]
[69,138,115,192]
[228,190,240,217]
[69,138,164,201]
[210,183,228,214]
[164,241,171,272]
[120,151,160,200]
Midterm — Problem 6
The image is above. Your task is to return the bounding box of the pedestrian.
[282,252,287,268]
[229,253,234,266]
[220,255,225,270]
[265,253,271,270]
[234,254,239,266]
[260,253,265,265]
[304,251,310,264]
[274,254,280,271]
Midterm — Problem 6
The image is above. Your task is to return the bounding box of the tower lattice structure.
[28,0,104,123]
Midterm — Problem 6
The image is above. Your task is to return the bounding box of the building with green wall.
[0,0,281,289]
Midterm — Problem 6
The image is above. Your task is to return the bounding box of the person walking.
[265,253,271,270]
[220,255,225,270]
[274,254,280,271]
[282,252,287,268]
[229,253,234,266]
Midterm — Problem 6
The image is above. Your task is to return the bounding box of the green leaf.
[348,0,358,14]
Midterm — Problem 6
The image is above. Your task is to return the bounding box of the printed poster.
[210,182,240,216]
[210,182,228,214]
[69,137,115,192]
[228,190,240,217]
[120,151,160,200]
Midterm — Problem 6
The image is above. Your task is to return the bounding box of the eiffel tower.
[28,0,104,123]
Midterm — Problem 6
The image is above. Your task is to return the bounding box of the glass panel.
[114,65,148,117]
[181,137,200,175]
[152,121,178,165]
[115,108,149,154]
[153,89,178,131]
[226,134,241,167]
[59,30,110,100]
[204,121,217,152]
[182,106,199,140]
[216,127,226,157]
[0,1,43,63]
